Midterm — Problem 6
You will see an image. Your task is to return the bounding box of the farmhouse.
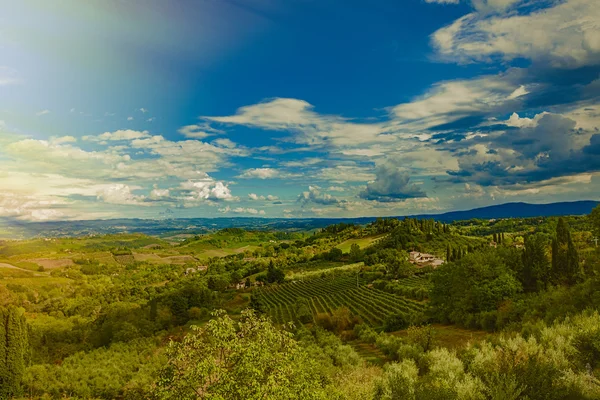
[409,251,435,264]
[409,251,445,268]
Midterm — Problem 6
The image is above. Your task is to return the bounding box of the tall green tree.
[521,233,550,292]
[266,260,285,284]
[349,243,361,262]
[0,306,28,398]
[552,218,580,284]
[590,204,600,236]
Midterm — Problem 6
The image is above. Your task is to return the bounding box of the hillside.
[1,200,597,239]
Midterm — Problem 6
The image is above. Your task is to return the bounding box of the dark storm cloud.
[359,162,426,202]
[443,114,600,186]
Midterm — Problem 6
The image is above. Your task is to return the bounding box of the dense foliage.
[0,207,599,398]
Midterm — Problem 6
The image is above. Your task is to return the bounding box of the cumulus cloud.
[180,178,236,203]
[447,113,600,186]
[218,206,265,215]
[359,162,427,202]
[238,168,282,179]
[297,186,343,206]
[97,184,148,206]
[248,193,279,201]
[432,0,600,68]
[0,192,71,221]
[149,186,170,200]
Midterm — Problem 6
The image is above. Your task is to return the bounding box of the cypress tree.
[446,244,451,262]
[0,306,28,398]
[552,218,580,284]
[493,233,497,243]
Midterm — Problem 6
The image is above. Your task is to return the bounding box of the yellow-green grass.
[348,340,387,366]
[0,266,37,278]
[335,235,387,253]
[25,258,75,269]
[193,245,259,260]
[287,262,364,280]
[391,324,492,350]
[0,275,74,289]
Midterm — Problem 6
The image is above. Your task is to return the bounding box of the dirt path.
[0,262,45,276]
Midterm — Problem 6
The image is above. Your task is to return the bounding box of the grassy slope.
[335,235,387,253]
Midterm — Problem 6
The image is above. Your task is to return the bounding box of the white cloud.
[147,117,156,122]
[205,98,392,149]
[36,109,50,116]
[127,116,134,121]
[97,129,150,141]
[432,0,600,67]
[359,161,427,202]
[238,168,281,179]
[212,138,236,148]
[140,108,148,113]
[180,178,236,203]
[0,192,69,221]
[502,112,549,128]
[298,186,342,206]
[178,122,225,139]
[247,193,280,201]
[389,74,521,131]
[218,206,265,215]
[149,186,170,200]
[327,186,346,192]
[50,136,77,145]
[507,85,529,100]
[97,184,148,206]
[471,0,521,13]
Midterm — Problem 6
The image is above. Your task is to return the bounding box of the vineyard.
[253,275,426,327]
[373,274,432,301]
[395,274,432,290]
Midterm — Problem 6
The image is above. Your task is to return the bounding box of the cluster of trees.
[492,232,505,244]
[153,309,600,400]
[431,216,588,331]
[445,245,473,261]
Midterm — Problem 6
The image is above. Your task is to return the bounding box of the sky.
[0,0,599,222]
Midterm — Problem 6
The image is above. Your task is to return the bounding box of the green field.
[335,235,386,253]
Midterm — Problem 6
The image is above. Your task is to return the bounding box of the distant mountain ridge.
[0,200,597,239]
[412,200,600,222]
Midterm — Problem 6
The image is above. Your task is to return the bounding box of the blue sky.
[0,0,599,221]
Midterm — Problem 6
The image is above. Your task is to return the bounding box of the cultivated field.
[254,275,426,327]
